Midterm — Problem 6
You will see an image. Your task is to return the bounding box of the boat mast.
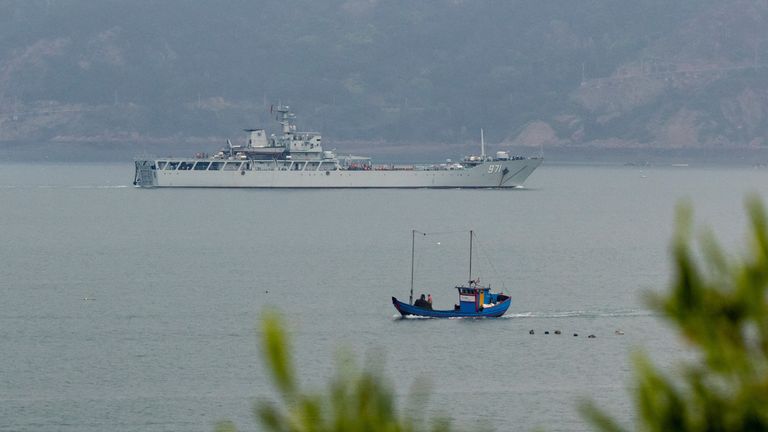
[409,230,426,304]
[469,230,473,284]
[410,229,415,305]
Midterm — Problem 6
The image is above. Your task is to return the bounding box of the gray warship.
[133,105,541,188]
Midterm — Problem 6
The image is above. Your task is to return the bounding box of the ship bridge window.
[208,161,224,170]
[166,161,180,170]
[178,161,195,170]
[157,161,167,170]
[224,162,242,171]
[193,161,211,170]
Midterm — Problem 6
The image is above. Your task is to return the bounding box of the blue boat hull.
[392,296,511,318]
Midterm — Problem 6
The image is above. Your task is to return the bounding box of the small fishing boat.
[392,230,511,318]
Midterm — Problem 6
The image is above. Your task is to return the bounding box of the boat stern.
[133,160,157,187]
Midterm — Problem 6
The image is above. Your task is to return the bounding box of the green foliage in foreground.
[217,310,450,432]
[218,196,768,432]
[583,195,768,431]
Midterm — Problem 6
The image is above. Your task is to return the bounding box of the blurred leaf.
[225,310,453,432]
[261,310,295,395]
[578,400,626,432]
[584,197,768,431]
[214,420,238,432]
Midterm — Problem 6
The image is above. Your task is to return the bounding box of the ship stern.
[133,160,157,187]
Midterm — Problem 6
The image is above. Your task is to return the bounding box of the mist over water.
[1,163,766,431]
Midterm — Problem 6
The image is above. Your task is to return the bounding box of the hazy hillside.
[1,0,767,161]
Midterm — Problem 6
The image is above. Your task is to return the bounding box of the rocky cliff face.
[509,0,768,150]
[1,0,767,159]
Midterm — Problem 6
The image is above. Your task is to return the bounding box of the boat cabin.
[456,282,504,313]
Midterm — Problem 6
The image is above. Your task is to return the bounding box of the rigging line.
[472,233,508,292]
[418,230,467,236]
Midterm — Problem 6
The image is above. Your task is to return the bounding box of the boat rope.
[472,233,508,292]
[417,230,467,236]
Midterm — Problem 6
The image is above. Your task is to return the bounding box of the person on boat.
[427,294,432,305]
[414,294,431,309]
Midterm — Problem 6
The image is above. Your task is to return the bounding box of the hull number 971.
[487,164,502,173]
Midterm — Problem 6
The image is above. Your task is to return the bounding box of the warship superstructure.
[133,105,541,188]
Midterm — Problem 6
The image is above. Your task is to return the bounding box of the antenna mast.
[480,129,485,160]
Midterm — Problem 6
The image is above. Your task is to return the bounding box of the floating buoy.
[573,333,578,337]
[544,331,549,335]
[588,334,596,338]
[265,290,269,294]
[554,330,561,335]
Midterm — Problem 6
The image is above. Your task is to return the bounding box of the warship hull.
[134,157,541,188]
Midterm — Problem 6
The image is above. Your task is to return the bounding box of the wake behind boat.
[392,230,511,318]
[133,105,541,188]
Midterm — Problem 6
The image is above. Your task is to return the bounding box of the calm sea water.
[1,162,767,431]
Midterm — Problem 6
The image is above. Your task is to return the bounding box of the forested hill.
[1,0,767,160]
